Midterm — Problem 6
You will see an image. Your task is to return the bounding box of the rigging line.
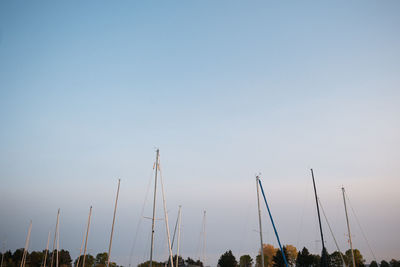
[345,192,378,263]
[318,198,346,267]
[296,176,310,249]
[171,208,180,251]
[258,179,289,267]
[195,211,203,260]
[128,167,156,267]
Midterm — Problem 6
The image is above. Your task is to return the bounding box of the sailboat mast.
[175,206,182,267]
[202,210,206,266]
[310,169,327,254]
[107,179,120,267]
[50,209,60,267]
[20,221,32,267]
[342,187,356,267]
[42,231,51,267]
[256,176,265,267]
[82,206,92,267]
[149,149,160,267]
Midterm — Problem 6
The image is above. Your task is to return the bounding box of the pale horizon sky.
[0,1,399,266]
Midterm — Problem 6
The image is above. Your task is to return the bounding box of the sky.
[0,1,399,266]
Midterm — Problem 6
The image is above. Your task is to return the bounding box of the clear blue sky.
[0,1,399,266]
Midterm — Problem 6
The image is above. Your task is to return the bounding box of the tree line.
[0,249,119,267]
[217,244,400,267]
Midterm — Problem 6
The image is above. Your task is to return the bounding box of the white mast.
[82,206,92,267]
[202,210,206,266]
[20,221,32,267]
[149,149,160,267]
[175,206,182,267]
[107,179,121,267]
[42,231,51,267]
[256,176,265,267]
[50,209,60,267]
[342,187,356,267]
[75,228,86,267]
[159,160,174,267]
[56,212,60,267]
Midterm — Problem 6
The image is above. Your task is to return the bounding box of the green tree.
[239,255,253,267]
[185,258,203,267]
[381,261,390,267]
[369,261,378,267]
[296,247,314,267]
[344,250,364,267]
[74,254,95,267]
[390,260,400,267]
[218,250,237,267]
[12,248,25,267]
[272,247,288,267]
[59,250,72,267]
[29,251,44,267]
[311,255,320,267]
[95,253,108,266]
[329,251,345,267]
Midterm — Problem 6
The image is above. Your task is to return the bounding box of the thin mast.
[56,212,59,267]
[310,169,328,267]
[171,210,180,250]
[202,211,206,266]
[159,161,174,267]
[107,179,120,267]
[149,149,160,267]
[175,206,182,267]
[82,206,92,267]
[75,228,85,267]
[257,178,288,267]
[42,231,51,267]
[50,209,60,267]
[20,221,32,267]
[342,187,356,267]
[256,176,265,267]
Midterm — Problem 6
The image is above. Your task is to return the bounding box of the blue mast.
[257,178,289,267]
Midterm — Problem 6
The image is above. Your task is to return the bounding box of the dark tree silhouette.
[218,250,237,267]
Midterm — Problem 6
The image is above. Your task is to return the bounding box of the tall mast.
[50,209,60,267]
[20,221,32,267]
[257,178,288,267]
[256,176,265,267]
[82,206,92,267]
[56,212,60,267]
[176,206,182,267]
[42,231,51,267]
[310,169,328,267]
[202,210,206,266]
[107,179,120,267]
[149,149,160,267]
[75,228,85,267]
[342,187,356,267]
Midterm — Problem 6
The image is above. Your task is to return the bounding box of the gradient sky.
[0,1,399,266]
